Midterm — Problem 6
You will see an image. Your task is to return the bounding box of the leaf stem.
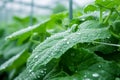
[29,36,40,44]
[93,41,120,47]
[99,7,103,23]
[103,10,113,24]
[115,9,120,16]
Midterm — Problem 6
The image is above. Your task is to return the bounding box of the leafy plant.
[0,0,120,80]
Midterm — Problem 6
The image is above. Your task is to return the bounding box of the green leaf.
[59,48,102,73]
[0,49,29,71]
[78,11,100,20]
[6,19,50,40]
[112,20,120,34]
[78,20,102,30]
[1,42,29,59]
[50,59,120,80]
[15,24,110,80]
[50,49,120,80]
[15,58,59,80]
[84,5,97,13]
[6,12,68,41]
[0,28,4,38]
[28,27,110,70]
[95,0,118,9]
[13,16,37,26]
[50,69,114,80]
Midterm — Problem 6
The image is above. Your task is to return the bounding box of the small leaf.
[6,19,50,40]
[95,0,118,9]
[6,12,68,41]
[84,5,97,13]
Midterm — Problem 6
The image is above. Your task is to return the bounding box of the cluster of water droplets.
[29,67,47,79]
[92,73,99,77]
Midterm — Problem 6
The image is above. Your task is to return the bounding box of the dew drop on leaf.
[76,33,81,35]
[75,70,78,72]
[40,70,44,73]
[29,70,32,73]
[84,78,91,80]
[73,78,77,80]
[92,73,99,77]
[66,41,70,44]
[63,38,67,41]
[84,75,87,78]
[81,18,85,21]
[35,55,38,59]
[98,65,102,68]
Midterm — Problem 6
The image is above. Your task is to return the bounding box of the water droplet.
[35,55,38,58]
[40,70,44,73]
[107,37,110,39]
[49,50,56,57]
[98,65,102,68]
[92,73,99,77]
[81,18,85,21]
[84,78,90,80]
[29,70,32,73]
[84,75,87,78]
[37,75,40,78]
[66,41,70,44]
[63,38,67,41]
[73,78,77,80]
[70,36,73,39]
[77,33,81,35]
[75,70,78,72]
[31,72,37,79]
[31,72,34,75]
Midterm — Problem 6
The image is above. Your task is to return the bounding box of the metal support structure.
[3,0,8,27]
[30,0,34,26]
[69,0,73,20]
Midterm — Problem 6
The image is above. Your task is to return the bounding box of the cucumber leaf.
[49,49,120,80]
[6,12,68,41]
[15,24,110,80]
[95,0,119,9]
[84,5,97,13]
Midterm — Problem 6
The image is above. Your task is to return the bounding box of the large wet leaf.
[15,24,110,80]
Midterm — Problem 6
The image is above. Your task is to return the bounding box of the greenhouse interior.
[0,0,120,80]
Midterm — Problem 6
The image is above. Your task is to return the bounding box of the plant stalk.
[99,7,103,23]
[103,10,113,24]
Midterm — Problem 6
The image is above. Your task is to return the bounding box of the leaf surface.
[15,24,110,80]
